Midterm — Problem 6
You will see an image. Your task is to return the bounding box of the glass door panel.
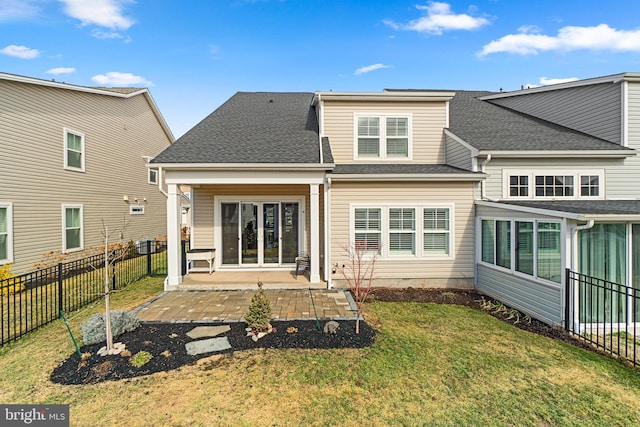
[221,203,239,265]
[281,202,299,263]
[263,203,279,264]
[241,203,258,264]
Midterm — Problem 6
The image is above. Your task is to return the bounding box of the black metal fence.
[0,240,167,347]
[565,269,639,368]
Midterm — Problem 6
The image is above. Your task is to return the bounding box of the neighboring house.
[152,72,640,329]
[0,73,174,274]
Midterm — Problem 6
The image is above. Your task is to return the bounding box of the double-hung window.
[63,205,83,252]
[423,208,450,255]
[354,208,381,253]
[352,205,453,258]
[389,208,415,255]
[356,114,410,159]
[64,129,85,172]
[0,203,12,263]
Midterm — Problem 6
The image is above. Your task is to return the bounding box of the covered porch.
[164,168,330,291]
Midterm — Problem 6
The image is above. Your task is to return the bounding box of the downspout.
[157,166,168,198]
[317,93,324,164]
[479,154,498,201]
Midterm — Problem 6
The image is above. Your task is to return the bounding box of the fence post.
[565,268,571,332]
[112,258,118,291]
[147,240,152,276]
[57,262,64,318]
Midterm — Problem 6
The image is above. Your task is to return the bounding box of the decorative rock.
[251,334,259,342]
[187,325,231,339]
[185,337,231,355]
[324,320,340,335]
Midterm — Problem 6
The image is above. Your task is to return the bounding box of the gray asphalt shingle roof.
[151,92,323,164]
[498,199,640,215]
[331,164,481,175]
[448,91,632,152]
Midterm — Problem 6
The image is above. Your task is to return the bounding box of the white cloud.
[59,0,135,30]
[384,2,490,35]
[0,44,39,59]
[539,76,579,85]
[91,71,152,86]
[0,0,40,20]
[480,24,640,56]
[46,67,76,75]
[354,63,391,76]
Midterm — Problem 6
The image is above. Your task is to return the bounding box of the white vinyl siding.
[62,205,83,252]
[64,128,85,172]
[0,203,13,263]
[355,114,410,160]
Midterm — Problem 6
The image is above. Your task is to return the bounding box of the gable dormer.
[313,90,455,165]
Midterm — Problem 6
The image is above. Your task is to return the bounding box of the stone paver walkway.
[133,289,356,323]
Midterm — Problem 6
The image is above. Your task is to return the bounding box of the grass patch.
[1,285,640,426]
[130,351,153,367]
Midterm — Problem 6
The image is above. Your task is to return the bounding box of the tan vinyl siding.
[190,184,321,262]
[322,100,447,164]
[329,181,475,287]
[0,80,171,273]
[490,82,622,144]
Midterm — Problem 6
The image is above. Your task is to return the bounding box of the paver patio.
[133,289,356,322]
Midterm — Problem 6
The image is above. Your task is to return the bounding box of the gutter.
[479,154,498,202]
[317,93,324,165]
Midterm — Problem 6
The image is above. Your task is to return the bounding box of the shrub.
[245,281,272,331]
[130,351,152,367]
[0,264,24,296]
[80,310,140,345]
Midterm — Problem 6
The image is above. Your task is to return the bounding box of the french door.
[220,200,300,267]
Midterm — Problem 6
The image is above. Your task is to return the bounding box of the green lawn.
[1,277,639,426]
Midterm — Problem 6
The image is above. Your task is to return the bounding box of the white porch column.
[166,183,182,289]
[309,184,321,283]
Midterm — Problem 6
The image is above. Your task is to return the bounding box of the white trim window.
[62,205,83,252]
[389,208,416,255]
[354,208,382,253]
[148,168,158,185]
[64,128,85,172]
[480,218,562,284]
[503,170,604,200]
[355,114,411,160]
[352,204,454,259]
[424,208,451,256]
[0,203,13,264]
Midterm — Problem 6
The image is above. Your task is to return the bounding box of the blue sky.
[2,0,640,138]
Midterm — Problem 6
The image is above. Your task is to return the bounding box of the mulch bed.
[51,287,594,385]
[51,319,375,385]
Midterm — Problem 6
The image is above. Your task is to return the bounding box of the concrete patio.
[133,289,356,323]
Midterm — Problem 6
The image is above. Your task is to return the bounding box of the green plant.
[130,351,152,367]
[245,281,272,331]
[80,310,140,345]
[0,263,24,296]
